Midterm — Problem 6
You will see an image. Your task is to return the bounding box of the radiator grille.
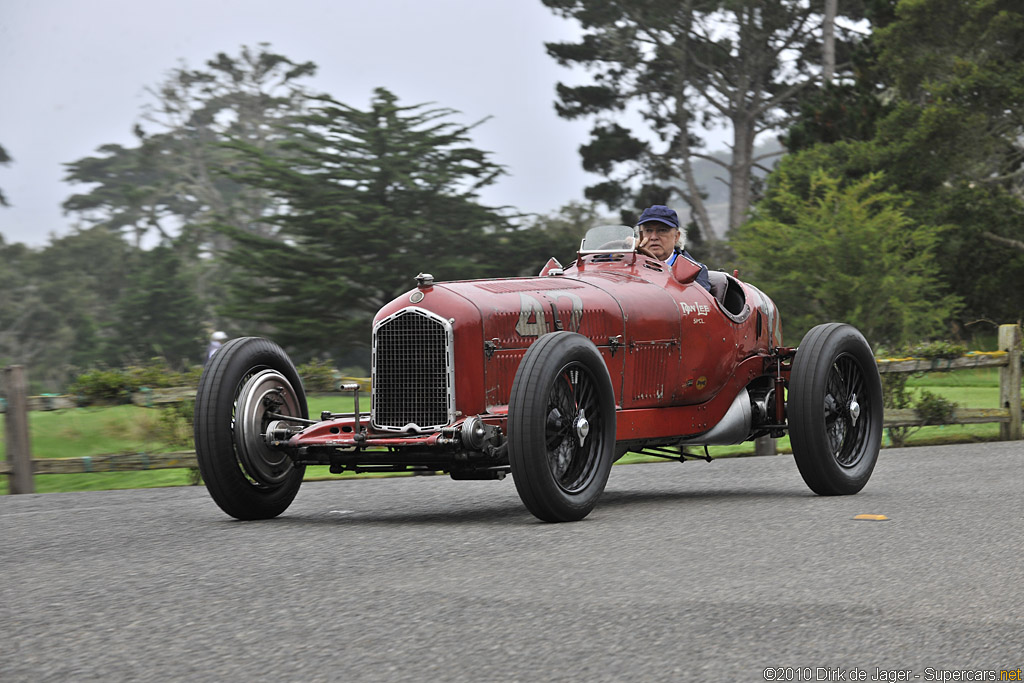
[372,308,454,431]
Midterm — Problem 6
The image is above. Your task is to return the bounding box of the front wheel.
[789,323,882,495]
[507,332,616,522]
[194,337,308,519]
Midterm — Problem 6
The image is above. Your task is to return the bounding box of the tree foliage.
[515,200,610,268]
[216,88,518,360]
[875,0,1024,193]
[0,227,136,388]
[733,167,958,346]
[542,0,867,236]
[62,44,319,249]
[112,246,204,365]
[4,44,576,388]
[768,0,1024,333]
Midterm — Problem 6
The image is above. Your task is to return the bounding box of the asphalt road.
[2,442,1022,682]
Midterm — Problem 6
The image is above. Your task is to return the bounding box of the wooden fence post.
[998,324,1022,441]
[3,365,35,494]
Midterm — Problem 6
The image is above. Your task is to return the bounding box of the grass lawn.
[2,371,1017,495]
[614,368,1014,464]
[0,395,372,494]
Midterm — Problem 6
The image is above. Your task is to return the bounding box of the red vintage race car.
[194,225,883,522]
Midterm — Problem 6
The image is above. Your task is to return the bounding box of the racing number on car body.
[515,291,584,337]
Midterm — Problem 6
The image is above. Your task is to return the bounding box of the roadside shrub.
[145,398,202,486]
[156,399,195,449]
[124,357,180,389]
[181,365,204,386]
[904,340,968,360]
[161,399,202,486]
[134,397,201,489]
[915,390,957,424]
[70,359,206,404]
[297,358,337,393]
[69,368,132,404]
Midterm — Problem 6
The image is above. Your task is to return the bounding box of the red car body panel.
[290,249,784,452]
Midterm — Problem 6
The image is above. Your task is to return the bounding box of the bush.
[124,357,182,389]
[181,365,204,386]
[155,398,195,448]
[733,168,959,347]
[904,340,968,360]
[145,398,202,486]
[915,390,957,424]
[69,359,206,405]
[297,358,338,393]
[69,368,132,404]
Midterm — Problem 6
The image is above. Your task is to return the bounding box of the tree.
[542,0,867,237]
[61,141,178,248]
[0,143,10,206]
[112,245,204,366]
[0,238,36,368]
[0,227,135,390]
[63,44,320,250]
[874,0,1024,195]
[0,226,207,388]
[928,184,1024,331]
[822,0,838,82]
[776,0,1024,332]
[733,166,958,346]
[513,201,610,268]
[217,88,515,360]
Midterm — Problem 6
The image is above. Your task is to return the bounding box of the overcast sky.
[0,0,618,247]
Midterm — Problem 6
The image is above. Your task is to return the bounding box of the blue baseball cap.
[637,205,680,229]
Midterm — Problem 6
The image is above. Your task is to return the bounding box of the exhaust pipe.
[675,388,753,446]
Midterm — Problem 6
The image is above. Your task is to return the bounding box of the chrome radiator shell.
[371,306,455,432]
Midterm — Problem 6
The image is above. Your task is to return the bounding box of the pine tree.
[217,88,513,359]
[62,44,319,250]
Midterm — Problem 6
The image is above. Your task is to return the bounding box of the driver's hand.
[638,236,651,250]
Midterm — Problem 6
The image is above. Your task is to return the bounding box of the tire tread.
[789,323,882,495]
[193,337,307,519]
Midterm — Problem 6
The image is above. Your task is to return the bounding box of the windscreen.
[578,225,637,254]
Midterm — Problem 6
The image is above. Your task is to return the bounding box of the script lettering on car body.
[680,302,710,316]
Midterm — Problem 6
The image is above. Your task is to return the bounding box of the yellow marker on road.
[853,514,889,521]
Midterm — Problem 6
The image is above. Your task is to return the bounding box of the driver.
[637,205,711,292]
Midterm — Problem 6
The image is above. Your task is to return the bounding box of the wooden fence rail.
[4,325,1021,493]
[0,451,197,476]
[877,324,1022,440]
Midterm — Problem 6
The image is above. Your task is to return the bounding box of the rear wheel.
[194,337,307,519]
[508,332,616,522]
[789,323,882,495]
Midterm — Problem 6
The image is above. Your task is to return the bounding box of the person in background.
[635,204,711,292]
[205,331,228,364]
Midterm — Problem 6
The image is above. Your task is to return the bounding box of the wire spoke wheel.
[823,355,869,468]
[789,324,882,495]
[543,363,603,493]
[508,332,616,522]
